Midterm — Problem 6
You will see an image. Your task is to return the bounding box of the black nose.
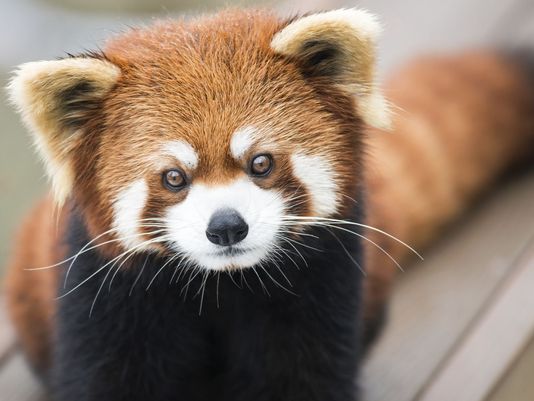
[206,209,249,246]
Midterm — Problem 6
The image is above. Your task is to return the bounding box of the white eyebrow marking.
[162,140,198,169]
[230,126,256,159]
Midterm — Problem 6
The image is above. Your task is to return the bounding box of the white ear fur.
[7,57,120,205]
[271,9,391,130]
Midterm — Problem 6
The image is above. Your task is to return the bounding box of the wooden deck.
[0,300,45,401]
[362,171,534,401]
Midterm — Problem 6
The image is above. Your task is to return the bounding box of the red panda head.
[8,9,389,271]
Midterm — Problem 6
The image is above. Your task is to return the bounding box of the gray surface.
[487,337,534,401]
[362,172,534,401]
[0,354,46,401]
[0,299,15,366]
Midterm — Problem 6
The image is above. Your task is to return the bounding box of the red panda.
[3,8,534,401]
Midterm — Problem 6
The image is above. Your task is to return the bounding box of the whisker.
[272,227,319,240]
[270,242,300,271]
[181,266,202,299]
[281,216,423,260]
[197,271,210,315]
[27,227,131,271]
[146,251,182,291]
[32,218,180,272]
[174,260,190,284]
[326,228,365,275]
[281,235,323,253]
[216,271,221,309]
[276,236,308,268]
[92,237,167,317]
[107,249,134,292]
[57,237,168,300]
[251,264,270,296]
[266,250,295,288]
[129,254,150,296]
[64,228,167,288]
[292,221,405,272]
[240,269,253,292]
[258,264,297,296]
[169,261,183,285]
[228,270,243,289]
[340,193,358,205]
[89,260,118,317]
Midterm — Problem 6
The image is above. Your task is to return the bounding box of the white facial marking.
[166,178,285,271]
[291,153,339,216]
[230,126,256,159]
[112,179,150,250]
[162,140,198,169]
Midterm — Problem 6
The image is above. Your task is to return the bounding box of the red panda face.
[98,32,359,270]
[9,9,390,271]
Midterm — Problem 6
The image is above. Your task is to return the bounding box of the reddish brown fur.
[4,11,534,375]
[363,52,534,324]
[4,196,66,374]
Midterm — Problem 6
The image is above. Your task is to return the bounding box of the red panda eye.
[250,154,273,177]
[163,169,187,191]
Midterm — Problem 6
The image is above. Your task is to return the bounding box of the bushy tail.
[362,51,534,341]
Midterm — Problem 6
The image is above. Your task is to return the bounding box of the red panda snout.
[163,176,286,271]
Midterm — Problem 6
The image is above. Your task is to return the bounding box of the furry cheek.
[111,178,154,251]
[290,153,339,217]
[164,178,286,271]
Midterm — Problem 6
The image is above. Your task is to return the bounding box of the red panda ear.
[271,9,391,130]
[7,57,120,205]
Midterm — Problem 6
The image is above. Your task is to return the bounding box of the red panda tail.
[362,51,534,342]
[3,196,64,377]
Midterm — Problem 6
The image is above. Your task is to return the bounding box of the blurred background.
[0,0,533,400]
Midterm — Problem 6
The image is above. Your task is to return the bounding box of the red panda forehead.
[104,10,284,69]
[103,13,301,120]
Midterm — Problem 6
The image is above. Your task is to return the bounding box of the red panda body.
[3,9,534,401]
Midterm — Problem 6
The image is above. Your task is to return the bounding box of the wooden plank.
[0,298,16,366]
[486,337,534,401]
[361,170,534,401]
[415,235,534,401]
[0,353,46,401]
